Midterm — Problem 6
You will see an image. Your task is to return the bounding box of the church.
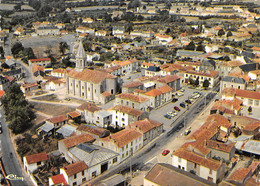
[66,41,119,104]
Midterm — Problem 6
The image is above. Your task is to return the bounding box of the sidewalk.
[129,100,216,186]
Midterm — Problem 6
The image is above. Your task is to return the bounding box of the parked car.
[172,98,178,103]
[176,92,184,97]
[180,88,185,92]
[174,106,181,111]
[164,114,172,119]
[180,102,186,108]
[162,150,170,156]
[167,111,177,117]
[185,100,192,104]
[188,86,195,89]
[184,127,191,136]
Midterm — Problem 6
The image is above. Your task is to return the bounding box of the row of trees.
[1,83,36,134]
[189,77,210,89]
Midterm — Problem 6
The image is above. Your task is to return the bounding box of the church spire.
[75,40,86,71]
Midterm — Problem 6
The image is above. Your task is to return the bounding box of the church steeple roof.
[76,40,85,58]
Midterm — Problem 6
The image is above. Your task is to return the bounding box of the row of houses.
[23,118,163,186]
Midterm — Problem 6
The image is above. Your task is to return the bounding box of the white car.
[176,92,184,97]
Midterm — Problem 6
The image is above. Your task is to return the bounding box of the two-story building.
[95,128,143,162]
[115,93,150,112]
[108,105,148,128]
[129,119,163,146]
[23,152,49,174]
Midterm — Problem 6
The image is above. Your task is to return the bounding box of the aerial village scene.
[0,0,259,185]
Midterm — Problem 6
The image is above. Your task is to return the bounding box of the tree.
[1,83,35,134]
[185,41,195,51]
[248,106,252,115]
[189,77,194,85]
[203,79,210,89]
[0,46,5,59]
[194,77,199,87]
[196,44,204,52]
[218,29,225,37]
[59,42,69,55]
[226,31,233,38]
[11,42,24,57]
[23,47,36,59]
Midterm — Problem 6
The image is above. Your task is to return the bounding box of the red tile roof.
[68,111,81,118]
[101,91,112,97]
[50,174,67,185]
[68,69,116,84]
[103,128,142,148]
[110,105,144,117]
[206,114,231,129]
[77,102,101,113]
[228,168,252,182]
[0,90,5,98]
[77,125,108,137]
[117,93,148,103]
[158,85,173,93]
[206,140,235,153]
[174,149,221,171]
[178,141,210,156]
[31,64,45,73]
[123,81,143,88]
[130,119,162,133]
[185,70,219,78]
[235,89,260,100]
[61,134,95,148]
[243,122,260,131]
[25,152,49,164]
[30,58,51,62]
[49,115,67,124]
[62,161,87,177]
[144,89,162,97]
[157,75,180,84]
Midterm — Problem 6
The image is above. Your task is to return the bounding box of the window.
[97,117,99,120]
[74,174,77,179]
[82,86,84,89]
[132,103,134,108]
[122,118,125,122]
[73,182,77,186]
[178,165,181,169]
[37,162,41,166]
[82,171,84,176]
[126,101,129,105]
[121,100,123,104]
[122,153,124,158]
[201,77,203,80]
[186,74,188,77]
[255,100,259,106]
[209,169,212,175]
[182,167,185,170]
[126,151,128,156]
[209,78,211,81]
[224,84,226,88]
[82,92,84,97]
[122,146,124,151]
[113,157,117,164]
[131,141,133,146]
[194,163,197,168]
[88,88,90,91]
[95,89,96,93]
[92,171,96,178]
[238,86,240,89]
[178,157,181,163]
[76,84,78,88]
[82,178,86,183]
[126,144,128,148]
[249,99,253,105]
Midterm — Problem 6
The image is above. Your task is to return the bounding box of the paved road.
[88,86,218,185]
[16,59,34,83]
[0,108,30,186]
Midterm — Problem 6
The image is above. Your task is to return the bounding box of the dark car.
[180,102,186,108]
[172,98,178,103]
[185,100,192,104]
[174,106,181,111]
[164,114,172,119]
